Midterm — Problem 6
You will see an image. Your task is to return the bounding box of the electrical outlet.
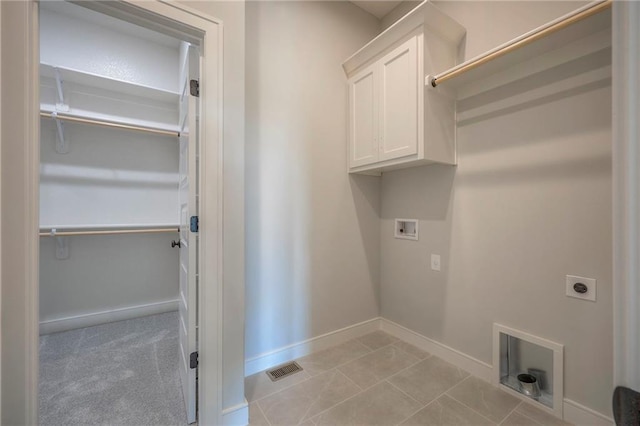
[431,254,441,271]
[566,275,596,302]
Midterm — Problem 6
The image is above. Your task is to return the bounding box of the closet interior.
[38,2,197,424]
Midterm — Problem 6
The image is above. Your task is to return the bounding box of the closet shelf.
[40,63,180,104]
[429,0,611,92]
[39,224,180,237]
[40,108,180,137]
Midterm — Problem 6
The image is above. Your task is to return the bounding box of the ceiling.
[350,1,404,19]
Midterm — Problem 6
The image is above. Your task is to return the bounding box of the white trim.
[39,300,179,335]
[221,399,249,426]
[612,0,640,392]
[4,1,227,424]
[380,318,612,425]
[245,317,382,376]
[563,399,614,426]
[380,318,492,382]
[0,1,40,423]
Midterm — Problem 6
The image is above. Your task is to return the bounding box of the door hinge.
[190,351,198,369]
[190,79,200,97]
[190,216,199,233]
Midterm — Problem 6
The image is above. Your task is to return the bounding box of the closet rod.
[40,111,180,138]
[39,227,180,237]
[430,0,612,87]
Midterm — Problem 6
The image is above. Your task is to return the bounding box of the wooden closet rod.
[430,0,612,87]
[39,227,180,237]
[40,111,180,138]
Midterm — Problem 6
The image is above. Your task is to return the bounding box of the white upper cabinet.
[343,1,465,174]
[349,64,378,168]
[378,36,419,162]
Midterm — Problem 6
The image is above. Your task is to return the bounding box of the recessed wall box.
[394,219,418,240]
[493,324,564,418]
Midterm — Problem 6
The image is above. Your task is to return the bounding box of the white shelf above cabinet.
[40,63,180,104]
[430,0,611,99]
[343,1,465,175]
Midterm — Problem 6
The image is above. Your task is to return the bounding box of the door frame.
[0,1,225,424]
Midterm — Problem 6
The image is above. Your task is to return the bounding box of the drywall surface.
[380,1,613,417]
[39,121,179,324]
[39,234,178,323]
[40,5,180,93]
[180,0,247,412]
[39,6,181,328]
[39,121,179,227]
[380,1,420,30]
[432,0,589,60]
[245,1,381,360]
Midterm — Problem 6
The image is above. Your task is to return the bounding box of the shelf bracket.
[55,235,70,260]
[53,68,69,112]
[52,112,69,154]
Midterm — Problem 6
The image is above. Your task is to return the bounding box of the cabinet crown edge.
[342,0,466,77]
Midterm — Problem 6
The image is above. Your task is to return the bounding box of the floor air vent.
[266,361,303,382]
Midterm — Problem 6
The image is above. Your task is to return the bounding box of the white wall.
[40,4,180,93]
[245,1,381,360]
[39,6,180,327]
[39,121,179,228]
[380,0,612,417]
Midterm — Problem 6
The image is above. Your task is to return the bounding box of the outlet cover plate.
[566,275,596,302]
[431,254,441,271]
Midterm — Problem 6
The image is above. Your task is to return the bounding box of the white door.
[178,44,199,425]
[379,36,419,161]
[349,63,378,168]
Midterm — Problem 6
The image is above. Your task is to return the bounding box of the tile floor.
[246,331,571,426]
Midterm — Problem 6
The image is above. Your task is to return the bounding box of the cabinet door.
[378,36,419,161]
[349,64,378,168]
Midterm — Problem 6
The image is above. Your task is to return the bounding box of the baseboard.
[380,318,613,425]
[222,399,249,426]
[39,299,179,335]
[244,317,382,376]
[563,398,613,425]
[380,318,493,382]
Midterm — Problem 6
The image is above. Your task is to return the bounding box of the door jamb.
[11,1,225,424]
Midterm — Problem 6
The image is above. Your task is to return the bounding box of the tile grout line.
[396,373,475,425]
[385,355,429,383]
[299,370,353,423]
[254,400,273,426]
[444,376,509,425]
[385,379,426,408]
[335,367,366,391]
[295,370,364,425]
[251,371,313,404]
[250,334,395,417]
[498,401,523,425]
[300,382,368,424]
[507,403,559,426]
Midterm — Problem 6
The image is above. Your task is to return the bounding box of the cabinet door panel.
[379,36,418,161]
[349,65,378,168]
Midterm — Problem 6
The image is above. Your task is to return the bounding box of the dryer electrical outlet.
[566,275,596,302]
